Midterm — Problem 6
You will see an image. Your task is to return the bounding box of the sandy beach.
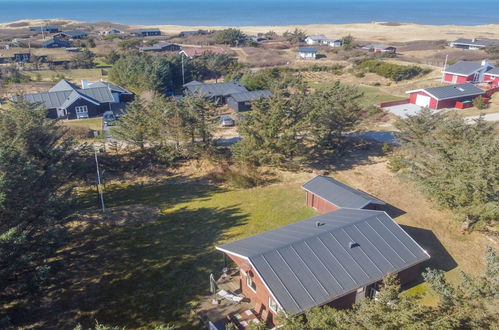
[2,19,499,43]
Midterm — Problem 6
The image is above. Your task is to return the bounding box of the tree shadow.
[11,203,248,329]
[401,225,458,273]
[305,139,384,172]
[78,176,225,210]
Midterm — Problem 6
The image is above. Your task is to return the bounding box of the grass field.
[25,68,107,82]
[34,181,316,329]
[61,117,103,131]
[19,151,496,329]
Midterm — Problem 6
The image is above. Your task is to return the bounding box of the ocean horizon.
[1,0,499,26]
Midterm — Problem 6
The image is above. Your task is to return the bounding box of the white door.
[415,94,431,107]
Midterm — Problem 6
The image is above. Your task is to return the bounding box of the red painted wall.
[443,73,472,84]
[408,91,439,109]
[225,253,279,326]
[306,192,339,214]
[485,75,499,85]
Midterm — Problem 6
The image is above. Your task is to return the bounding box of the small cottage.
[406,83,485,109]
[298,47,317,60]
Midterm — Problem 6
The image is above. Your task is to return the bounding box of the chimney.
[472,38,476,43]
[349,242,359,248]
[481,59,489,67]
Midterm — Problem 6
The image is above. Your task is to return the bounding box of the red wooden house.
[442,60,493,84]
[301,175,386,213]
[406,83,485,109]
[215,176,430,328]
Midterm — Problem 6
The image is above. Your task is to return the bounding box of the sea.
[1,0,499,26]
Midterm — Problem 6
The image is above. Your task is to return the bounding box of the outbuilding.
[362,44,396,53]
[406,83,485,109]
[139,42,181,52]
[135,28,161,37]
[302,176,386,213]
[298,47,317,60]
[226,90,273,112]
[42,38,72,48]
[450,38,499,50]
[442,60,493,84]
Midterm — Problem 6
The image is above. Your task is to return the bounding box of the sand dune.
[2,19,499,43]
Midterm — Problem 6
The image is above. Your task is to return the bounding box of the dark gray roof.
[49,79,80,92]
[302,176,385,209]
[362,44,396,50]
[422,83,485,101]
[486,67,499,76]
[21,80,114,109]
[41,38,71,48]
[228,90,273,102]
[452,38,499,47]
[88,81,132,94]
[137,28,160,33]
[299,47,317,53]
[443,61,491,76]
[217,208,430,315]
[139,42,178,51]
[60,30,87,38]
[185,81,248,97]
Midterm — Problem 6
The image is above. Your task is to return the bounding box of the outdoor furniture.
[217,289,244,303]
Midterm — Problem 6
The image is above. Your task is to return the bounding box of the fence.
[379,99,410,108]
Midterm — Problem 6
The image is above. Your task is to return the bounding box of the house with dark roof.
[302,176,385,213]
[226,90,273,112]
[17,79,133,119]
[55,30,88,39]
[183,81,271,111]
[134,28,161,37]
[406,83,485,109]
[215,176,429,327]
[298,47,317,60]
[442,60,494,84]
[139,42,181,52]
[29,26,59,33]
[42,37,72,48]
[450,38,499,50]
[362,44,397,53]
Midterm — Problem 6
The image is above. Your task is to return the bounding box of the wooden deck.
[197,271,254,328]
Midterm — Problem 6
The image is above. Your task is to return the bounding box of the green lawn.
[45,181,317,329]
[26,68,107,82]
[62,117,103,131]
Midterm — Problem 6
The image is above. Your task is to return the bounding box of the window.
[75,105,88,114]
[269,297,280,313]
[246,272,256,292]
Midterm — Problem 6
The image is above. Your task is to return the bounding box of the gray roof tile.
[185,81,248,97]
[422,83,485,100]
[302,176,385,209]
[452,38,499,47]
[229,90,272,102]
[443,60,492,76]
[217,208,429,315]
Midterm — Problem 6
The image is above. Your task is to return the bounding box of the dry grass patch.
[72,205,161,227]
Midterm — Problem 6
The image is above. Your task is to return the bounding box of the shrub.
[473,95,487,110]
[357,60,429,81]
[63,125,95,139]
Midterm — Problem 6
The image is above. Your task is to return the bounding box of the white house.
[305,35,329,45]
[328,39,342,48]
[99,28,123,36]
[298,47,317,60]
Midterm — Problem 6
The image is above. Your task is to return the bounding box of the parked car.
[220,115,235,127]
[103,111,117,126]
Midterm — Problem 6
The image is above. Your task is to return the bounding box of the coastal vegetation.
[356,60,430,81]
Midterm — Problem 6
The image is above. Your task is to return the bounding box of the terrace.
[197,269,262,329]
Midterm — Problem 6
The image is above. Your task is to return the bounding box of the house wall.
[306,192,338,214]
[225,253,279,327]
[485,75,499,85]
[443,73,470,84]
[227,97,251,112]
[408,91,438,109]
[397,263,422,285]
[299,52,316,59]
[65,98,108,120]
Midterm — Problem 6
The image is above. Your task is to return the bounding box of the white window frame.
[246,272,256,293]
[269,297,280,313]
[75,105,88,114]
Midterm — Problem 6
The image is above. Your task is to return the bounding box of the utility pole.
[94,147,106,213]
[441,54,448,83]
[181,52,185,85]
